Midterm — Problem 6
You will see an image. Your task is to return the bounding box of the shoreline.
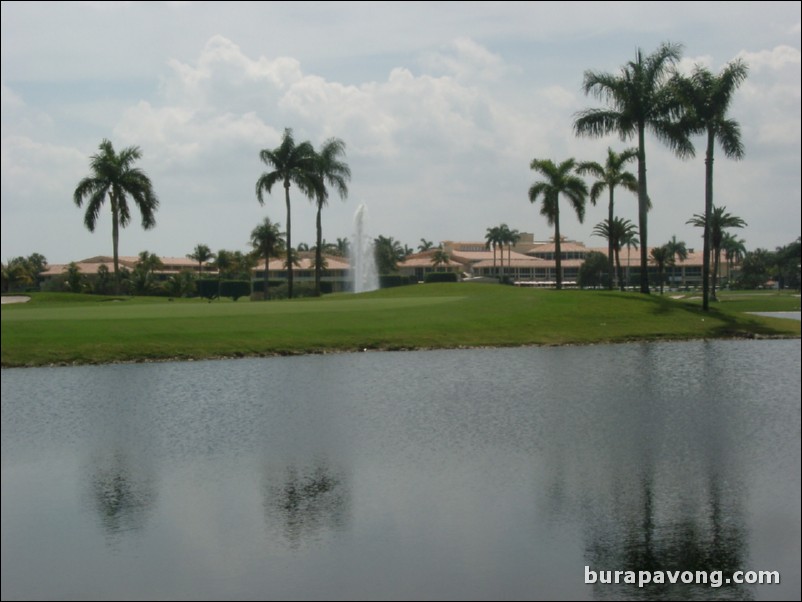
[3,331,798,370]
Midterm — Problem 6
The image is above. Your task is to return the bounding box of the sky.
[2,1,800,265]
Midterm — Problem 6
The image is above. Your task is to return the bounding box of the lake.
[2,340,800,600]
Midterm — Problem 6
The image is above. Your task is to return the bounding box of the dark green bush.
[424,272,458,283]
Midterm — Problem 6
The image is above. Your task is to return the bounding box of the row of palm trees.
[484,224,521,279]
[73,129,351,299]
[569,41,748,310]
[255,129,350,299]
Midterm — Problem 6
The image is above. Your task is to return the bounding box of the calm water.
[2,341,800,600]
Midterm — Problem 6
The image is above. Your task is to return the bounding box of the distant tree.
[666,235,688,290]
[312,137,350,295]
[721,233,747,289]
[650,245,673,294]
[74,139,159,294]
[64,262,85,293]
[374,235,405,274]
[592,217,638,291]
[577,147,638,288]
[95,263,112,295]
[334,237,350,257]
[165,270,195,298]
[484,226,502,279]
[737,248,775,289]
[672,59,748,310]
[187,244,215,278]
[1,258,34,292]
[250,217,285,300]
[574,42,692,294]
[431,249,450,270]
[578,251,610,289]
[418,239,435,252]
[688,206,746,301]
[528,158,589,289]
[774,237,801,290]
[256,128,322,299]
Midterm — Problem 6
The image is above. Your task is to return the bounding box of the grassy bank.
[2,284,799,367]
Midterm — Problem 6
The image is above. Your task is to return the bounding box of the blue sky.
[2,1,800,264]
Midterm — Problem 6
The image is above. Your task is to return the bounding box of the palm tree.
[592,217,638,291]
[577,147,639,288]
[528,158,589,290]
[374,235,405,274]
[665,235,688,290]
[431,249,450,271]
[334,237,350,257]
[484,226,502,280]
[574,42,693,294]
[73,139,159,294]
[721,233,747,288]
[187,244,215,279]
[688,206,746,301]
[622,227,639,289]
[672,60,748,310]
[418,239,435,252]
[250,217,285,300]
[498,224,520,280]
[312,138,351,296]
[256,128,322,299]
[649,245,673,294]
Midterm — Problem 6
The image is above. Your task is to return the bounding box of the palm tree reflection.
[88,449,155,545]
[263,461,349,548]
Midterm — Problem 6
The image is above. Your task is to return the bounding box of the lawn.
[1,284,799,367]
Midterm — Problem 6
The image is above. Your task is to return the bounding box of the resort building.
[36,230,738,293]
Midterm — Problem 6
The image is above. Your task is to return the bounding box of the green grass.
[2,284,799,367]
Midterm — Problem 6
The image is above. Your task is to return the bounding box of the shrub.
[379,274,415,288]
[424,272,458,283]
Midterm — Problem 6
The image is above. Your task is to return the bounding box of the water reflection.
[87,448,156,545]
[263,460,350,549]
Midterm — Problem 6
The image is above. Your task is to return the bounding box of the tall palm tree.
[574,42,693,294]
[256,128,322,299]
[672,60,748,310]
[73,139,159,294]
[649,245,673,294]
[250,217,285,300]
[592,217,638,291]
[665,235,688,290]
[577,147,639,288]
[688,206,746,301]
[313,138,351,296]
[484,226,502,280]
[528,158,589,290]
[187,244,215,279]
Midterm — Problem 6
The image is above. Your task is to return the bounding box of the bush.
[379,274,416,288]
[220,280,251,301]
[196,279,219,300]
[424,272,458,283]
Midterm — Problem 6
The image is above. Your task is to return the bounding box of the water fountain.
[349,204,379,293]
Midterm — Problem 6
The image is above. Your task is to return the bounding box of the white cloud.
[737,45,801,72]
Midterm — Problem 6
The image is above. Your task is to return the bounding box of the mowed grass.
[2,284,799,367]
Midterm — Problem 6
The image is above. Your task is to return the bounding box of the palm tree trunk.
[264,252,270,300]
[712,246,720,301]
[637,125,650,295]
[284,179,293,299]
[608,188,615,290]
[111,194,120,295]
[315,201,323,296]
[702,128,715,311]
[616,247,624,291]
[554,206,562,290]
